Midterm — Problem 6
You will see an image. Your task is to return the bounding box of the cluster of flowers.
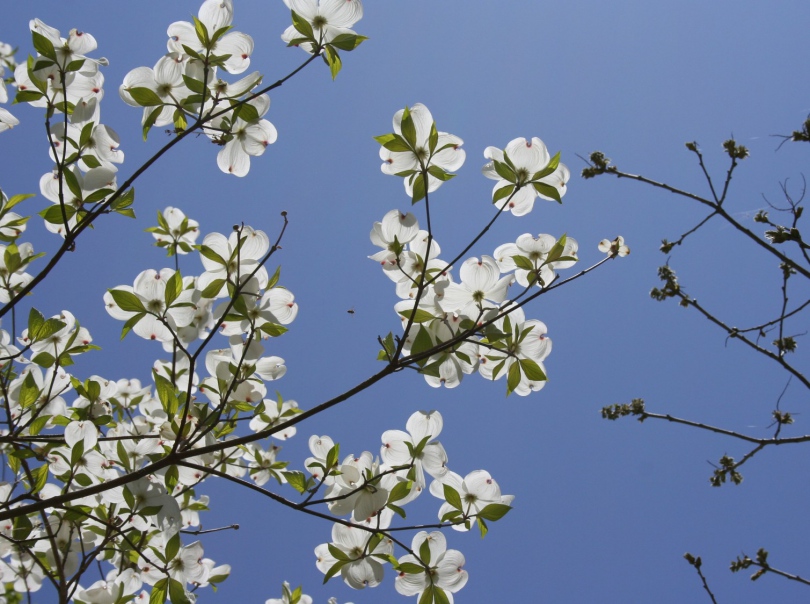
[10,20,126,238]
[372,103,580,395]
[0,202,306,601]
[118,0,365,176]
[308,409,512,603]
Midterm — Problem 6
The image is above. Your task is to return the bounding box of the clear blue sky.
[2,1,810,602]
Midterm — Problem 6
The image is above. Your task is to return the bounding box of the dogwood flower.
[197,226,270,296]
[314,520,393,589]
[494,233,578,288]
[381,410,448,489]
[369,209,420,264]
[482,136,570,216]
[430,469,514,532]
[266,581,313,604]
[167,0,254,74]
[377,103,465,201]
[439,256,511,319]
[281,0,364,54]
[394,531,468,602]
[599,236,630,257]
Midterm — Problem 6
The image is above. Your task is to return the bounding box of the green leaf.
[109,289,147,313]
[168,579,192,604]
[84,187,115,204]
[18,372,40,409]
[374,132,412,153]
[519,358,547,382]
[27,307,45,337]
[79,122,94,148]
[4,193,35,211]
[30,464,49,495]
[400,106,417,148]
[232,101,260,124]
[200,278,226,299]
[165,532,181,563]
[199,244,226,265]
[142,107,162,141]
[443,484,462,511]
[15,89,45,103]
[165,465,179,493]
[63,167,83,199]
[492,183,515,204]
[543,234,567,264]
[419,359,443,378]
[31,31,57,61]
[149,578,168,604]
[40,203,76,225]
[81,154,101,169]
[323,45,341,80]
[531,150,561,180]
[64,58,86,73]
[260,323,288,338]
[12,512,33,541]
[327,543,350,562]
[493,159,516,183]
[506,361,521,396]
[112,187,136,212]
[119,312,145,340]
[282,471,308,494]
[512,255,534,271]
[28,414,51,436]
[325,443,340,470]
[410,326,434,365]
[427,165,455,182]
[323,559,347,583]
[532,181,562,203]
[429,122,439,154]
[419,537,432,566]
[434,587,451,604]
[291,10,315,40]
[267,265,281,289]
[411,172,427,204]
[328,33,368,51]
[397,307,435,324]
[388,480,412,504]
[164,270,183,308]
[192,15,210,46]
[477,502,512,521]
[126,87,164,107]
[478,517,489,538]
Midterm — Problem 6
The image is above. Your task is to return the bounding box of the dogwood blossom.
[482,136,570,215]
[281,0,364,54]
[377,103,465,201]
[394,531,468,602]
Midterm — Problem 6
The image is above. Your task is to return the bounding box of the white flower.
[395,531,468,602]
[381,410,448,490]
[482,136,570,215]
[430,470,514,532]
[439,256,512,319]
[314,520,393,589]
[599,236,630,257]
[168,0,254,74]
[281,0,364,55]
[266,581,313,604]
[378,104,465,201]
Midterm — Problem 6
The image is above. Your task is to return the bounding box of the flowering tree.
[0,2,629,603]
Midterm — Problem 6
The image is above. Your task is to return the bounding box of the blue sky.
[2,1,810,602]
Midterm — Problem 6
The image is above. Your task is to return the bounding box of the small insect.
[347,307,355,316]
